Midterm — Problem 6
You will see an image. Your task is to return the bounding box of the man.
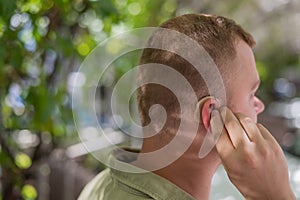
[78,14,295,200]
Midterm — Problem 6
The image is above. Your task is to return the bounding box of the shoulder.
[77,168,154,200]
[77,168,112,200]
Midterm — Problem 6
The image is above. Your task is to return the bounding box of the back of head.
[137,14,255,137]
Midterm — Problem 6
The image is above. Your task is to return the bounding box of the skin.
[214,107,295,200]
[227,40,265,123]
[138,40,295,199]
[212,40,295,199]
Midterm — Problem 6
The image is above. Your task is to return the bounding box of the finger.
[216,129,234,159]
[210,110,225,142]
[257,123,278,145]
[199,109,227,158]
[213,110,235,157]
[221,107,251,148]
[236,113,264,143]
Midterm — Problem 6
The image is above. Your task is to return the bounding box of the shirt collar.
[108,148,195,200]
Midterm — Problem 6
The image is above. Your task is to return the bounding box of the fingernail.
[219,106,226,113]
[219,106,227,121]
[211,109,219,118]
[213,97,220,109]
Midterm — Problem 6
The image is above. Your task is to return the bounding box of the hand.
[211,107,295,200]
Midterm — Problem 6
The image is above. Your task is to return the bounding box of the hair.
[136,14,255,135]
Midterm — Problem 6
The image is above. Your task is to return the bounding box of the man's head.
[136,14,264,144]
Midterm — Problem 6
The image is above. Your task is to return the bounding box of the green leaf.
[21,184,38,200]
[0,1,16,21]
[15,153,32,169]
[0,151,11,166]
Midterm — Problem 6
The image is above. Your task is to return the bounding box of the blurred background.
[0,0,300,199]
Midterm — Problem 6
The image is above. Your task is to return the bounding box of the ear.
[194,96,219,130]
[201,99,215,130]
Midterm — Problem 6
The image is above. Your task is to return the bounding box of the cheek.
[240,106,257,123]
[229,95,257,121]
[245,98,258,122]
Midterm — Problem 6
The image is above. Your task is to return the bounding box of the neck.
[153,152,220,200]
[136,126,221,200]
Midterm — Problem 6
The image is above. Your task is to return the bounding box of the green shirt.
[78,149,195,200]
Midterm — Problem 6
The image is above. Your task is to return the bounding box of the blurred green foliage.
[21,184,37,200]
[0,0,176,199]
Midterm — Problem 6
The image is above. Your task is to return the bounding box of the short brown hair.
[137,14,255,130]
